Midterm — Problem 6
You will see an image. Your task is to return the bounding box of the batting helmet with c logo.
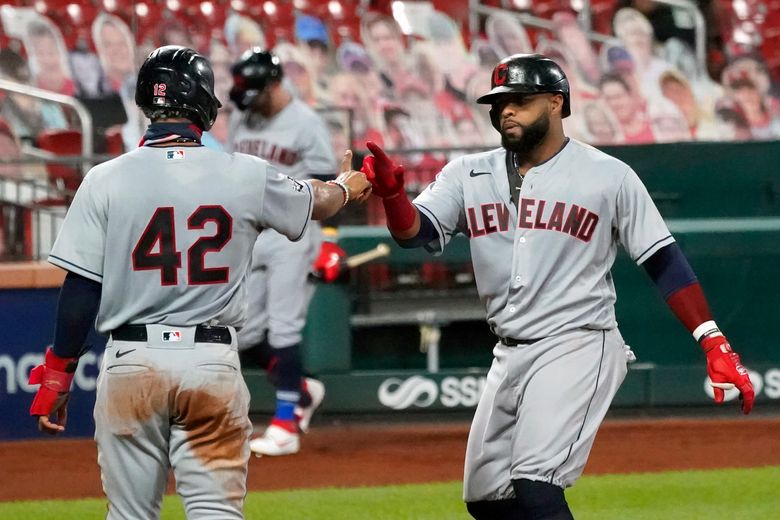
[477,53,570,129]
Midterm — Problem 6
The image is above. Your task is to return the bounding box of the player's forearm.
[309,179,350,220]
[642,243,716,341]
[52,272,101,358]
[393,211,438,248]
[383,193,420,240]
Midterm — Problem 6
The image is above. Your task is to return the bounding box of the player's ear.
[549,93,564,116]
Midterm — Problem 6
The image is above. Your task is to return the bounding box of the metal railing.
[651,0,707,71]
[469,0,621,47]
[0,78,94,178]
[0,175,71,261]
[468,0,707,73]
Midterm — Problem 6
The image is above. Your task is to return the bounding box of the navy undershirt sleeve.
[52,271,102,358]
[641,242,698,299]
[394,212,439,249]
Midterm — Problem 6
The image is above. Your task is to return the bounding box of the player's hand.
[336,150,372,203]
[37,393,70,435]
[312,241,347,282]
[701,335,754,414]
[29,347,78,435]
[361,141,405,199]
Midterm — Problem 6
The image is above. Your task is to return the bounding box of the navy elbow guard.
[394,211,438,249]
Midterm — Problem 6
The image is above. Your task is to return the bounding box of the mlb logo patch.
[167,150,185,160]
[162,330,182,342]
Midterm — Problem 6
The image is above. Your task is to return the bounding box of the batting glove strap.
[29,348,77,416]
[692,320,721,342]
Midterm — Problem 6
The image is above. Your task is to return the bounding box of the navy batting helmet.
[229,48,284,111]
[477,53,570,129]
[135,45,221,131]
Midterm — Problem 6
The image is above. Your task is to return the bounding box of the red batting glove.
[361,141,405,199]
[701,335,754,414]
[29,347,78,434]
[312,241,347,283]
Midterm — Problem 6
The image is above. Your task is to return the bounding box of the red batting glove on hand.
[312,241,347,283]
[361,141,405,199]
[701,335,754,414]
[29,347,78,434]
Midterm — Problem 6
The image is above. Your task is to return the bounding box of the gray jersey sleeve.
[412,159,466,254]
[616,167,675,264]
[302,117,337,177]
[48,170,107,282]
[260,168,314,241]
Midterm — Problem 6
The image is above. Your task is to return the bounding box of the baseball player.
[361,53,755,520]
[27,45,370,519]
[227,48,335,456]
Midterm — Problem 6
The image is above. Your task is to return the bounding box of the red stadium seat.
[530,0,572,19]
[329,17,362,46]
[304,1,329,20]
[133,2,165,44]
[104,128,124,157]
[183,1,228,40]
[259,0,296,46]
[718,0,780,80]
[588,0,619,34]
[36,129,84,191]
[431,0,470,24]
[245,0,264,18]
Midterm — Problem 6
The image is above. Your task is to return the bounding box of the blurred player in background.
[228,48,340,456]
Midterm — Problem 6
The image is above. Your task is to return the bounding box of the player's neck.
[514,130,567,175]
[140,121,203,147]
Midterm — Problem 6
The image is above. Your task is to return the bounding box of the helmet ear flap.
[229,85,244,111]
[178,76,194,98]
[489,106,500,131]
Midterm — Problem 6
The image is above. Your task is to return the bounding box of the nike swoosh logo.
[115,349,136,358]
[469,169,491,177]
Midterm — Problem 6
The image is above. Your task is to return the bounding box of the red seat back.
[37,129,83,191]
[104,128,124,156]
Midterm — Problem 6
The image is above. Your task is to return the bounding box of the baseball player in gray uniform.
[361,54,755,520]
[227,48,336,456]
[27,45,370,519]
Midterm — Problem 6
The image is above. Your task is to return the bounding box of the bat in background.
[310,243,391,282]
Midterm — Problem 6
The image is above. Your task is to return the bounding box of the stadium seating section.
[0,0,778,217]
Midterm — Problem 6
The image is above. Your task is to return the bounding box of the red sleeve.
[665,282,713,335]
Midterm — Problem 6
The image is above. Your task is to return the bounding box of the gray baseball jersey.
[228,97,337,349]
[413,138,669,502]
[49,146,314,333]
[48,143,316,518]
[227,98,335,179]
[415,138,673,340]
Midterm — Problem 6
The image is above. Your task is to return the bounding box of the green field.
[3,466,778,519]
